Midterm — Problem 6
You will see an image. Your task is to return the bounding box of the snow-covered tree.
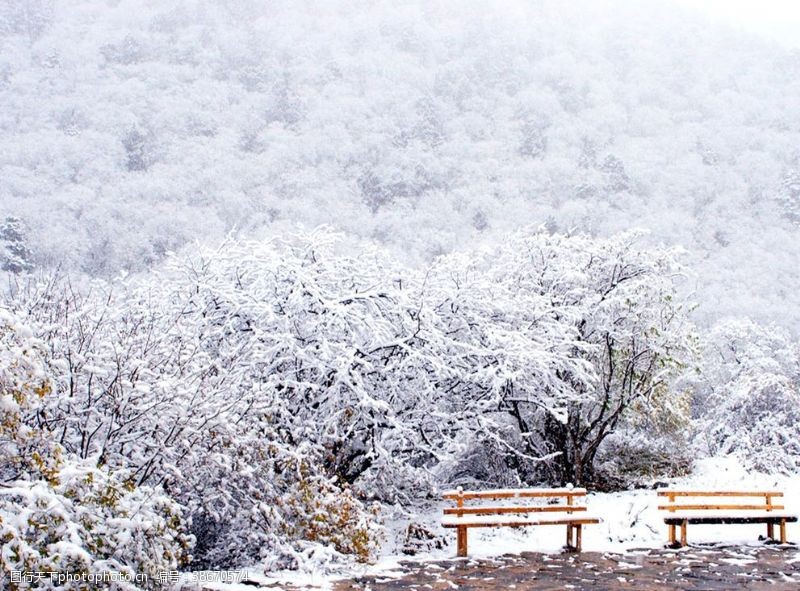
[0,216,34,274]
[778,169,800,225]
[431,231,697,486]
[695,318,800,473]
[3,227,699,568]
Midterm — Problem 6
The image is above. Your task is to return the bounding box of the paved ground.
[333,545,800,591]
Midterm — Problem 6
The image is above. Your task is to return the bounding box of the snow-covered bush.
[696,319,800,473]
[0,309,190,591]
[706,374,800,473]
[7,234,395,568]
[594,430,693,489]
[1,463,189,591]
[593,367,695,488]
[0,308,56,484]
[270,463,382,567]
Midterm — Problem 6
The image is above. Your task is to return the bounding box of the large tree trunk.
[547,406,601,487]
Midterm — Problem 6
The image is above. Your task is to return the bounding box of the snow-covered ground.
[188,457,800,590]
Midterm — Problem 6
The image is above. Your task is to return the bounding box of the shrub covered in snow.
[7,235,398,568]
[594,430,693,489]
[1,464,190,591]
[0,310,190,590]
[696,318,800,473]
[708,374,800,473]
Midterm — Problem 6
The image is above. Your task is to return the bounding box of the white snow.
[441,514,600,527]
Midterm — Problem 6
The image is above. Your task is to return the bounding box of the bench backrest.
[442,487,588,517]
[657,490,785,513]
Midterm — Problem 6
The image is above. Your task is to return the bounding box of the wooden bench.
[657,490,798,547]
[441,486,600,557]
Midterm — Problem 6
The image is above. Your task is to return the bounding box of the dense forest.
[1,0,799,326]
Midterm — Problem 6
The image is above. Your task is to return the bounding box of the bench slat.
[443,505,587,516]
[664,515,798,525]
[443,488,586,500]
[442,516,600,528]
[658,504,785,511]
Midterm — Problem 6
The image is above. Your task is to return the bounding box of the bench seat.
[663,512,797,525]
[442,514,601,528]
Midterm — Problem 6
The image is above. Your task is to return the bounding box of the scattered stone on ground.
[333,545,800,591]
[402,522,450,556]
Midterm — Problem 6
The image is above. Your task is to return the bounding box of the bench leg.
[457,525,468,557]
[680,520,687,547]
[575,524,582,551]
[780,519,787,544]
[668,524,676,545]
[768,523,774,540]
[566,524,573,548]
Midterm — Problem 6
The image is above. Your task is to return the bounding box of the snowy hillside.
[2,0,800,328]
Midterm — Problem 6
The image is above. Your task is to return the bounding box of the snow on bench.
[441,486,600,557]
[657,490,798,547]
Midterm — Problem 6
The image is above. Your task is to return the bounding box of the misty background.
[1,0,799,328]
